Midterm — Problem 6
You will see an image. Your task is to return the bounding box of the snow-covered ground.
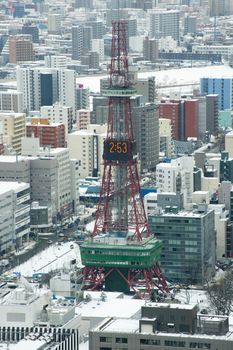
[77,64,233,93]
[9,242,82,277]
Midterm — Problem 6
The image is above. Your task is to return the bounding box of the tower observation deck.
[80,21,169,298]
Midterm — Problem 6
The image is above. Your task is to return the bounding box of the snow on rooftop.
[0,181,29,195]
[9,339,47,350]
[102,318,139,333]
[76,297,144,319]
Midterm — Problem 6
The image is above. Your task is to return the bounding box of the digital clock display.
[104,140,133,161]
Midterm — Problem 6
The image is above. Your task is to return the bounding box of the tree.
[206,270,233,315]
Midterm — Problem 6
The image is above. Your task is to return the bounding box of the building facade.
[0,112,26,153]
[9,35,34,64]
[149,205,216,283]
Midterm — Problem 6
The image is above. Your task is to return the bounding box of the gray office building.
[132,103,159,173]
[90,303,233,350]
[149,205,216,284]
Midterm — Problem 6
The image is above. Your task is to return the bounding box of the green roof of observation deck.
[102,86,137,97]
[80,237,162,269]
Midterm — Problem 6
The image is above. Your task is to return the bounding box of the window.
[100,337,112,343]
[140,339,161,345]
[189,343,211,349]
[116,338,128,344]
[165,340,186,347]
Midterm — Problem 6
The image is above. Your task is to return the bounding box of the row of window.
[99,338,211,349]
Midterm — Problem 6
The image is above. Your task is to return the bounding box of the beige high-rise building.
[0,112,26,153]
[48,13,61,34]
[9,36,34,64]
[76,109,91,130]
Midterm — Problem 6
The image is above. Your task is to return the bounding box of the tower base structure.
[80,236,169,299]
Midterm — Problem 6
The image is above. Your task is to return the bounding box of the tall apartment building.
[9,36,34,64]
[156,156,194,209]
[209,0,233,16]
[159,99,199,141]
[206,94,219,135]
[0,182,30,252]
[91,96,108,124]
[17,67,76,119]
[77,109,91,130]
[149,10,180,42]
[201,77,233,111]
[72,26,85,60]
[0,90,23,113]
[149,205,215,283]
[143,37,159,62]
[132,103,159,173]
[184,15,197,35]
[81,51,100,70]
[74,0,93,9]
[45,55,68,69]
[26,118,65,148]
[40,103,73,139]
[21,139,76,218]
[68,124,107,178]
[159,118,172,157]
[76,83,90,110]
[91,39,104,61]
[47,13,61,35]
[184,99,199,140]
[85,20,105,39]
[22,23,39,43]
[0,112,26,153]
[225,131,233,158]
[220,151,233,183]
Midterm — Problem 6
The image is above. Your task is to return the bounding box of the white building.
[0,181,30,251]
[68,124,107,178]
[0,90,23,113]
[76,109,91,130]
[156,156,194,209]
[40,103,73,139]
[91,39,104,61]
[21,138,78,218]
[159,118,172,157]
[45,55,68,69]
[48,13,61,35]
[0,278,51,327]
[144,192,158,217]
[17,67,76,119]
[149,10,180,42]
[0,112,26,154]
[193,45,233,57]
[225,131,233,159]
[209,204,229,259]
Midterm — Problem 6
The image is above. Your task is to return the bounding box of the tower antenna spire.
[80,16,169,299]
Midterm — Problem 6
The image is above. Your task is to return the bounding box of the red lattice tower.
[80,21,169,298]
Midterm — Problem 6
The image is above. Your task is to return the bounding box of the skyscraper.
[17,67,76,118]
[150,10,180,42]
[143,37,159,62]
[9,35,34,64]
[201,77,232,111]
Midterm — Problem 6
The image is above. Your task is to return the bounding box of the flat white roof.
[103,318,139,333]
[76,298,144,319]
[0,181,29,195]
[0,155,29,163]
